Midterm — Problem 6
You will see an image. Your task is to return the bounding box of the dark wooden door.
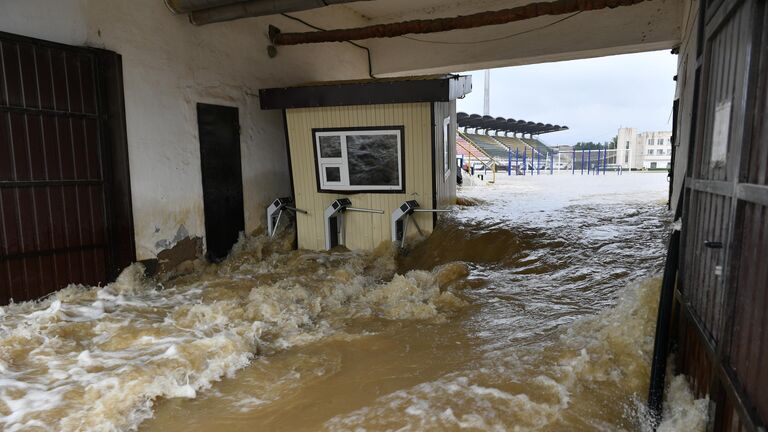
[0,32,133,304]
[197,103,244,262]
[677,0,768,429]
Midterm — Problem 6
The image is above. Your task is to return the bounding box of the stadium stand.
[465,133,512,160]
[494,135,529,154]
[456,134,486,159]
[456,112,567,171]
[521,138,554,156]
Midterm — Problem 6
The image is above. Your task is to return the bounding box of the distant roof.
[457,112,568,135]
[260,75,471,110]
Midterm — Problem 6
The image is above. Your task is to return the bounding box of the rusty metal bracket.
[267,25,281,57]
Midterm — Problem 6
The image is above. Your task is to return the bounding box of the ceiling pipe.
[165,0,370,25]
[270,0,647,45]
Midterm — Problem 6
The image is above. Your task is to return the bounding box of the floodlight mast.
[483,70,490,116]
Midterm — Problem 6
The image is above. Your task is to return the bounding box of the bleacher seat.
[464,134,511,160]
[522,138,553,156]
[494,136,530,154]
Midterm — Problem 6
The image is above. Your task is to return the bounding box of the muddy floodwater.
[1,173,708,431]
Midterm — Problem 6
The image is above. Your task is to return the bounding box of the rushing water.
[0,173,708,431]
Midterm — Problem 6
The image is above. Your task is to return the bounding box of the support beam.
[271,0,649,45]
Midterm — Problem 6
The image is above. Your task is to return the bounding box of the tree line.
[573,135,618,150]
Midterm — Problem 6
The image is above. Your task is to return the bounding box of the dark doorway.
[197,103,244,262]
[0,32,134,305]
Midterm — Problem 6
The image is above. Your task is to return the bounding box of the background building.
[617,127,672,170]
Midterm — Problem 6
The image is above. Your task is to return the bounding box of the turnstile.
[266,197,307,237]
[391,200,450,248]
[324,198,384,250]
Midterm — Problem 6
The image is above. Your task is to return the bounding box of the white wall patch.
[711,100,731,166]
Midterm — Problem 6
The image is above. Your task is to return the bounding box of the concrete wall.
[285,103,435,251]
[617,127,638,169]
[0,0,369,260]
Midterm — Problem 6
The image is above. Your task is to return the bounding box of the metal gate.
[0,32,134,304]
[676,0,768,429]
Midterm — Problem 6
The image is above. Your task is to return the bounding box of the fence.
[493,148,626,175]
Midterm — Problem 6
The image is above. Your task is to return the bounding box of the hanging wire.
[678,0,698,53]
[281,8,587,74]
[281,13,376,79]
[400,11,583,45]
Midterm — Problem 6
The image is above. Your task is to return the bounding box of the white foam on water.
[634,374,709,432]
[656,375,708,432]
[322,276,697,432]
[2,174,691,431]
[0,233,468,432]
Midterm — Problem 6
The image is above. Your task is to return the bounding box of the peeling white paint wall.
[0,0,370,260]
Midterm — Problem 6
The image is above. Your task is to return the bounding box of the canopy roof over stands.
[457,112,568,136]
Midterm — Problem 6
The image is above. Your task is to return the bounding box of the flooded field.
[0,172,707,431]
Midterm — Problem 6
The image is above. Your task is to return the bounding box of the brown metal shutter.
[676,0,768,429]
[0,33,134,304]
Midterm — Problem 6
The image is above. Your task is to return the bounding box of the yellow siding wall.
[286,103,434,251]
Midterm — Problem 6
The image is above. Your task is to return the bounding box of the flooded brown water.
[0,173,707,431]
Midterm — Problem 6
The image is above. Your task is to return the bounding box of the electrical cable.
[280,13,375,79]
[678,0,698,53]
[400,11,583,45]
[281,8,589,75]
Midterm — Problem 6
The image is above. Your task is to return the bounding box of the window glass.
[347,134,399,186]
[319,135,342,158]
[325,166,341,182]
[314,128,403,192]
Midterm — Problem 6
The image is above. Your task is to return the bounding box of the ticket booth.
[260,75,471,251]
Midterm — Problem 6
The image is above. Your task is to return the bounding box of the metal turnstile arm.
[345,207,384,214]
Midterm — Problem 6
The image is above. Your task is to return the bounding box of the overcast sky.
[456,50,678,146]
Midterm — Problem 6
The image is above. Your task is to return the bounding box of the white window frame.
[443,117,451,181]
[314,127,404,192]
